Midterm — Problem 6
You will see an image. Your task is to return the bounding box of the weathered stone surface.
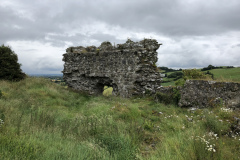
[62,39,162,97]
[179,80,240,108]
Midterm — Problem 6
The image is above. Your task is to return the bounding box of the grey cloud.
[2,0,240,44]
[32,56,63,73]
[0,6,59,44]
[58,0,240,36]
[231,44,240,48]
[1,0,240,74]
[202,44,210,48]
[89,33,118,44]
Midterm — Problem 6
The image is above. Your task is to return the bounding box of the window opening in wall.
[103,86,113,96]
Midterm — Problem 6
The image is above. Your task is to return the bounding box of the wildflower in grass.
[207,145,216,152]
[208,131,218,140]
[196,131,218,153]
[221,107,233,113]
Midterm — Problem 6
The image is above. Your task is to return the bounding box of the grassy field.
[209,67,240,82]
[0,77,240,159]
[161,67,240,86]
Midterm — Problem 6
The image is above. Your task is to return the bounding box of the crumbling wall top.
[66,39,162,54]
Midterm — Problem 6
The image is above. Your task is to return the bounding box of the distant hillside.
[28,74,63,77]
[160,66,240,86]
[209,67,240,82]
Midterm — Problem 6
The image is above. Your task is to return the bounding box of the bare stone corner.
[62,39,163,97]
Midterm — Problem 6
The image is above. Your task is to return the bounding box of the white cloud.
[6,41,66,74]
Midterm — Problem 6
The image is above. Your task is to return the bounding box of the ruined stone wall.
[156,80,240,108]
[62,39,162,97]
[179,80,240,108]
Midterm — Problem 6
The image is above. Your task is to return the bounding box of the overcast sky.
[1,0,240,74]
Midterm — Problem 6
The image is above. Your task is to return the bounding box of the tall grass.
[210,67,240,83]
[0,77,239,159]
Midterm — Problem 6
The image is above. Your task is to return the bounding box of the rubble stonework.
[62,39,162,97]
[179,80,240,108]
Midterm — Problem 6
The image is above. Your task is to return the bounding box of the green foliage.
[201,64,223,71]
[0,45,26,81]
[205,71,214,79]
[167,72,183,79]
[155,92,175,105]
[175,79,185,87]
[159,66,181,72]
[155,87,181,105]
[183,69,212,80]
[173,88,181,103]
[0,90,2,98]
[152,63,158,70]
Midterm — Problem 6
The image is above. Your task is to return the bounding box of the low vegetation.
[161,65,240,86]
[0,77,239,159]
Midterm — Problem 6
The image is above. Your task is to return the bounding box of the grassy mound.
[0,77,239,159]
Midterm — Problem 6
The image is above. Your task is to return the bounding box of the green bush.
[0,45,26,81]
[155,92,176,105]
[167,72,183,78]
[175,79,185,87]
[183,69,212,80]
[173,88,181,104]
[155,87,181,105]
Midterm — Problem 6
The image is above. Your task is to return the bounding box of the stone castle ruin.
[62,38,240,109]
[62,39,162,97]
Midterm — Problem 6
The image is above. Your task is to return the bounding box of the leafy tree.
[0,45,26,81]
[167,72,183,78]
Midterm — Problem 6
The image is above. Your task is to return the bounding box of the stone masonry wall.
[179,80,240,108]
[155,80,240,108]
[62,39,162,97]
